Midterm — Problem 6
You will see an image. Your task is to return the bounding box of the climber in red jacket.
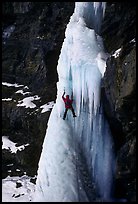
[62,91,77,120]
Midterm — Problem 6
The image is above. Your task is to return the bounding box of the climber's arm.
[62,91,65,100]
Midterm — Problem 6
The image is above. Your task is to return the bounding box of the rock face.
[2,2,74,94]
[101,2,136,202]
[2,2,74,178]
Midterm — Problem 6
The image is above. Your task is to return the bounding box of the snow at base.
[33,2,115,202]
[2,175,35,202]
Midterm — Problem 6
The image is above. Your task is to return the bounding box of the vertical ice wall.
[56,2,115,200]
[33,2,115,202]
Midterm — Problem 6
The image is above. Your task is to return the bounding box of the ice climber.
[62,91,77,120]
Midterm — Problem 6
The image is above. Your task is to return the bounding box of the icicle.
[34,2,115,202]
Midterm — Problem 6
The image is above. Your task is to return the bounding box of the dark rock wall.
[101,2,136,201]
[2,2,75,95]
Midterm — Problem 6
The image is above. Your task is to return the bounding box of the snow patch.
[112,48,121,58]
[2,136,29,153]
[40,101,55,113]
[2,98,12,101]
[2,82,24,88]
[3,25,15,39]
[2,175,35,202]
[17,96,40,109]
[16,89,30,95]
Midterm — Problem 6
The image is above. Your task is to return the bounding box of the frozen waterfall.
[33,2,115,202]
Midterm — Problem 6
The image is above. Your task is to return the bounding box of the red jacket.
[62,94,73,109]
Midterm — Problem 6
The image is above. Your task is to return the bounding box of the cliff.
[101,2,136,201]
[2,2,136,201]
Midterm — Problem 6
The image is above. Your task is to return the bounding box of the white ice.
[33,2,115,202]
